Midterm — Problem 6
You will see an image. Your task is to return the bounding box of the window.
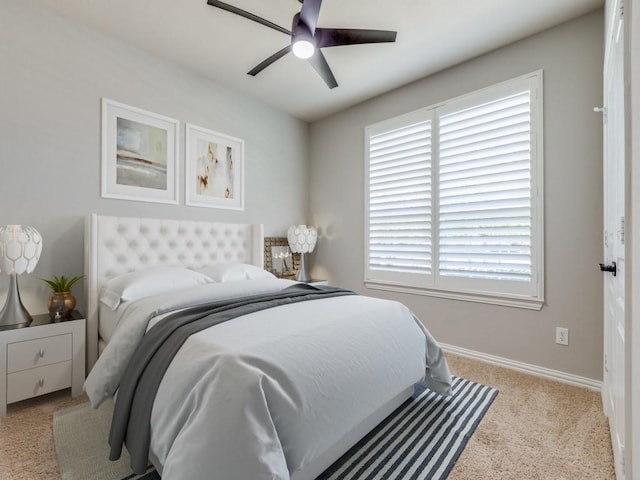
[365,72,543,309]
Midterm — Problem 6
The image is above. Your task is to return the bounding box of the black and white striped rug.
[130,376,497,480]
[317,376,498,480]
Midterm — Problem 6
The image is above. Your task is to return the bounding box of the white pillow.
[100,266,213,310]
[198,263,276,283]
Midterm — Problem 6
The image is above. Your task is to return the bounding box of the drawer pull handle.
[39,378,44,387]
[39,348,45,358]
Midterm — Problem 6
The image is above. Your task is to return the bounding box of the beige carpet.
[0,389,85,480]
[446,355,615,480]
[0,354,615,479]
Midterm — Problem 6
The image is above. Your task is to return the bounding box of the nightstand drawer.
[6,360,72,404]
[7,334,72,373]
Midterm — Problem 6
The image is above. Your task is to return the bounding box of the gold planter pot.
[47,291,76,320]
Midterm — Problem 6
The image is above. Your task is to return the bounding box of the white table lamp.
[0,225,43,330]
[287,225,317,283]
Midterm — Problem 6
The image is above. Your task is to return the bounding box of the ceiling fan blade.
[247,45,292,76]
[207,0,292,36]
[308,50,338,89]
[298,0,323,34]
[315,28,397,48]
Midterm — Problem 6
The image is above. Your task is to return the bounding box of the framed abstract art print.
[101,98,179,204]
[185,123,244,210]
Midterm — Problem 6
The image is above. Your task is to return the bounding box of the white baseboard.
[441,343,602,392]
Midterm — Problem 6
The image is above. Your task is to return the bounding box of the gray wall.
[0,2,310,315]
[309,11,605,380]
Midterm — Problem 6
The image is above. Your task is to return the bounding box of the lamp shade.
[287,225,317,254]
[0,225,43,275]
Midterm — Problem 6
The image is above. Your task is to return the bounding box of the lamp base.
[295,253,312,283]
[0,273,33,330]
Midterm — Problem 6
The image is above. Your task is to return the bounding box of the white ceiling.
[40,0,603,122]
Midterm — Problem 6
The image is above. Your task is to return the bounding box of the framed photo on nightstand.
[264,237,300,279]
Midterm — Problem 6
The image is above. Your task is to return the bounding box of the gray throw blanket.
[109,283,356,474]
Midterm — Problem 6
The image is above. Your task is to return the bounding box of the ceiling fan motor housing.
[206,0,397,89]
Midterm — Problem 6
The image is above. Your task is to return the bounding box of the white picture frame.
[185,123,244,210]
[101,98,179,204]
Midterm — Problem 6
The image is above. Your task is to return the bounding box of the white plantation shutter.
[365,72,543,308]
[367,115,433,282]
[438,91,532,283]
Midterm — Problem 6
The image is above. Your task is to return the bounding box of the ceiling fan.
[206,0,397,89]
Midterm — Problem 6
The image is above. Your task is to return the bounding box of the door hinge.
[619,216,625,245]
[594,106,607,124]
[621,445,625,476]
[604,353,608,373]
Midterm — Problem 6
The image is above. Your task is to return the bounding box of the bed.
[83,214,452,480]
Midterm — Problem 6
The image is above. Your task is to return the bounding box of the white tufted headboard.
[84,214,264,372]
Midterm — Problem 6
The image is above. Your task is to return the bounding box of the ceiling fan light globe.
[292,40,315,59]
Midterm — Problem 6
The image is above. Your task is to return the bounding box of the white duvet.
[85,279,451,480]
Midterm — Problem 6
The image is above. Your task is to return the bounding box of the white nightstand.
[0,312,85,416]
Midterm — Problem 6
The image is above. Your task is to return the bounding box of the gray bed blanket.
[108,283,356,474]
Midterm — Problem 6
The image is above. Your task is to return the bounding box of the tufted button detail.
[95,218,261,295]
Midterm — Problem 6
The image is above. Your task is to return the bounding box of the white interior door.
[602,1,626,478]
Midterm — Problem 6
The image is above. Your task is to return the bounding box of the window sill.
[364,280,544,311]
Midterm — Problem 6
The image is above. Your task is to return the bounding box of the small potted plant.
[39,275,84,320]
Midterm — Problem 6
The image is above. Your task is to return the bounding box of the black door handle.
[599,261,616,276]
